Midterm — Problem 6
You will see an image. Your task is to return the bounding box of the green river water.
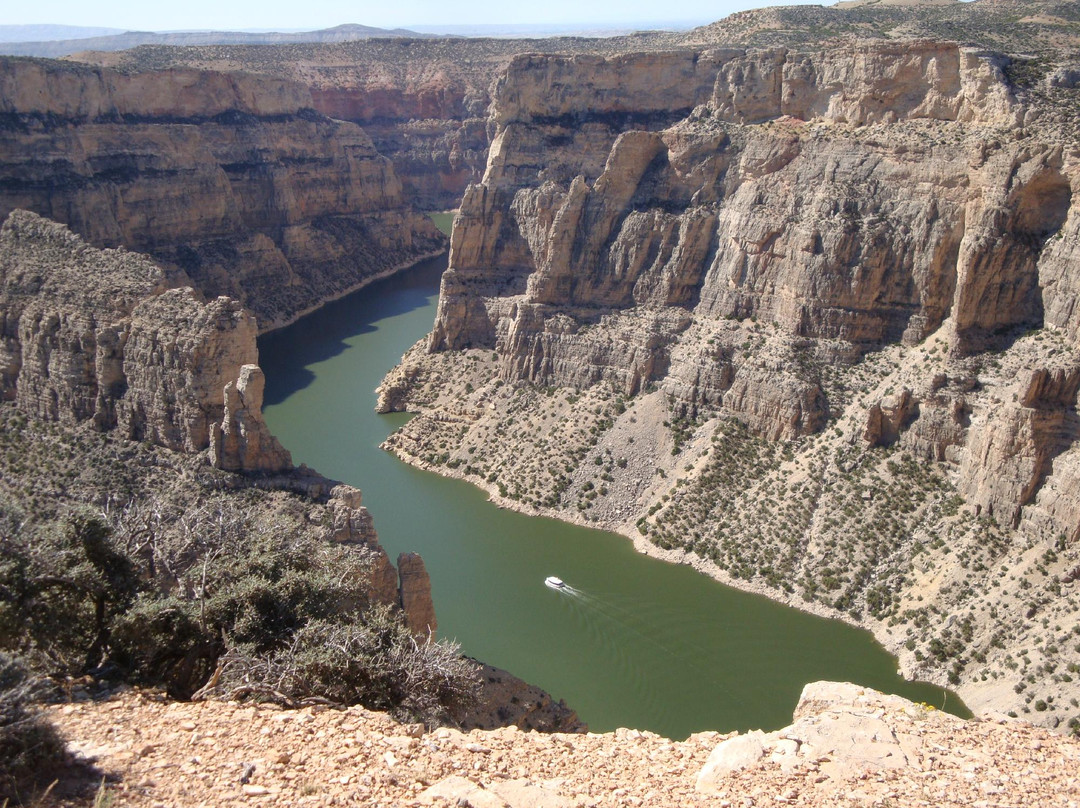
[259,226,967,740]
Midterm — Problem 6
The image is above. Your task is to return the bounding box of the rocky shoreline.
[379,324,1080,729]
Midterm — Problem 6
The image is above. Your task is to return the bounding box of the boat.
[544,576,566,589]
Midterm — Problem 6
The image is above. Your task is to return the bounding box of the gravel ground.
[46,687,1080,807]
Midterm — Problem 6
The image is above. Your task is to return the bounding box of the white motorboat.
[544,576,566,589]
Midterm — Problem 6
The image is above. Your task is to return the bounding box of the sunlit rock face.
[0,210,290,473]
[428,41,1079,513]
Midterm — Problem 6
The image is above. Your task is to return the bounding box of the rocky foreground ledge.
[49,682,1079,807]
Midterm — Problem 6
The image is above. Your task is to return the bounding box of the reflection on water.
[258,254,969,739]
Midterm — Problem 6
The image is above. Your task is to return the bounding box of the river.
[258,237,966,740]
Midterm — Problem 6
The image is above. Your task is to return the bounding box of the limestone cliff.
[75,38,661,213]
[0,56,445,330]
[0,209,289,472]
[416,41,1073,458]
[380,38,1080,730]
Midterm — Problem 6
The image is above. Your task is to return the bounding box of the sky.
[0,0,829,33]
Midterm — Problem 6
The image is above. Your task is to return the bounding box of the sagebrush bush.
[202,607,479,725]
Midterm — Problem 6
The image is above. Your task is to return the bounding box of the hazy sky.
[2,0,828,33]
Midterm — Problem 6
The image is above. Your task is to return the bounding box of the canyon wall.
[75,40,548,212]
[424,40,1078,526]
[0,56,445,331]
[0,209,290,472]
[380,39,1080,729]
[306,58,493,211]
[73,37,708,214]
[0,52,581,729]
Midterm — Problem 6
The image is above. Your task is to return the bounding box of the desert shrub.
[203,606,480,725]
[0,491,479,723]
[0,652,66,802]
[108,595,219,698]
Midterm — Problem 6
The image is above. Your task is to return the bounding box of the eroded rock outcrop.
[0,209,289,472]
[959,364,1080,527]
[0,56,445,331]
[696,681,1000,794]
[211,365,293,473]
[397,552,438,637]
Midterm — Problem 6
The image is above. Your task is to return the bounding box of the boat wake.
[543,576,729,709]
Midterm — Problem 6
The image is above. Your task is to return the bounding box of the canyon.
[0,1,1078,797]
[374,23,1080,728]
[0,211,581,741]
[0,57,445,331]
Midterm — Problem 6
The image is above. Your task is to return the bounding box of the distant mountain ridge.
[0,22,434,58]
[0,24,125,42]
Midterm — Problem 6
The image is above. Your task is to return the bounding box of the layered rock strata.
[0,56,445,330]
[73,0,1080,216]
[0,209,289,472]
[380,39,1080,729]
[74,38,696,213]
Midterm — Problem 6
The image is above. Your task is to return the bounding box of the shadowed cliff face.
[0,57,445,332]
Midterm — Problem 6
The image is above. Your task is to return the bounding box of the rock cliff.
[0,56,445,331]
[73,0,1080,218]
[0,209,587,734]
[0,209,289,472]
[380,36,1080,730]
[412,40,1073,454]
[74,38,683,212]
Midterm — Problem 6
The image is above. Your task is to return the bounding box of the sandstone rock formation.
[210,364,292,472]
[0,56,445,331]
[78,0,1078,219]
[318,485,443,632]
[405,39,1078,463]
[0,209,290,472]
[397,552,438,637]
